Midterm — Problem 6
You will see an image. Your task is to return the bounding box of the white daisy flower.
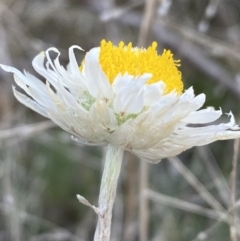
[1,40,240,163]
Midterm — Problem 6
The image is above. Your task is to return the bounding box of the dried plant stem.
[139,160,149,241]
[94,144,123,241]
[169,157,227,217]
[197,146,231,206]
[124,153,138,241]
[230,138,239,241]
[146,189,226,220]
[138,0,156,46]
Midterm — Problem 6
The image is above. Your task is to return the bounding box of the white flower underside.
[1,46,240,163]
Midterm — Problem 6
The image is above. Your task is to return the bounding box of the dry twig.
[168,157,228,219]
[138,1,157,240]
[230,138,239,241]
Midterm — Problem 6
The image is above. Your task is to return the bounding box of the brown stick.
[138,0,157,47]
[230,138,239,241]
[139,160,149,241]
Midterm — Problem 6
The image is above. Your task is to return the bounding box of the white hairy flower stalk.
[94,145,123,241]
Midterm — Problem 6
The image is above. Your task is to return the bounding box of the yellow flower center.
[98,40,183,94]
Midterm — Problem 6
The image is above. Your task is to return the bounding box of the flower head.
[1,40,240,163]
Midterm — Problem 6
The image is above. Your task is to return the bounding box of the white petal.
[13,87,48,117]
[45,47,61,73]
[67,46,88,96]
[32,52,48,77]
[71,135,106,146]
[112,74,133,93]
[130,148,162,163]
[14,74,54,109]
[1,64,48,98]
[83,47,113,100]
[181,86,194,100]
[68,45,84,77]
[110,119,135,148]
[24,71,50,96]
[158,92,205,124]
[143,81,165,106]
[227,111,239,130]
[181,107,222,124]
[47,47,87,90]
[149,92,179,118]
[89,100,118,132]
[32,52,59,90]
[113,73,151,114]
[129,89,206,151]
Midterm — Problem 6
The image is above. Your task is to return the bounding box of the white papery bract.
[1,41,240,163]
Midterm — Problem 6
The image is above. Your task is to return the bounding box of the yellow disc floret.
[80,40,183,94]
[99,40,183,94]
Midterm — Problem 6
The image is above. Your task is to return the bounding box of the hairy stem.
[94,144,124,241]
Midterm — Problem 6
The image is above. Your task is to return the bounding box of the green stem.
[94,144,124,241]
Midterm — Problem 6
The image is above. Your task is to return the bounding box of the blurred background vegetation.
[0,0,240,240]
